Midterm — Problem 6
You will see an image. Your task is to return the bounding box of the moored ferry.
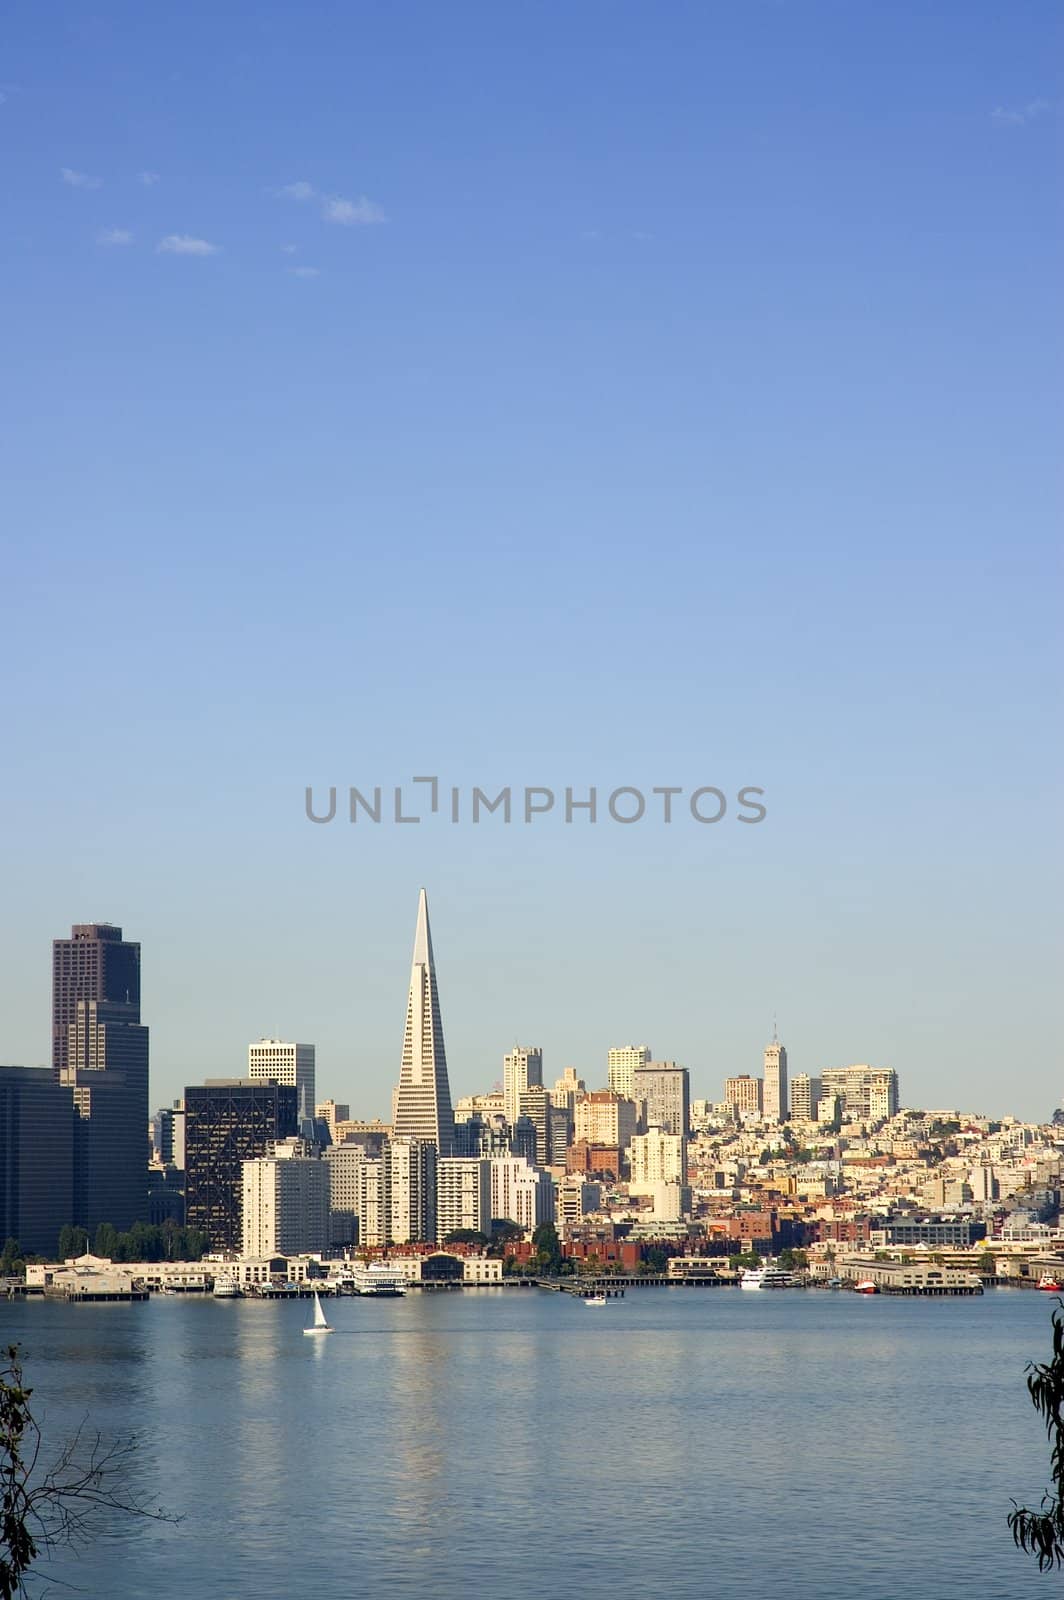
[740,1266,795,1291]
[212,1275,242,1298]
[351,1263,407,1297]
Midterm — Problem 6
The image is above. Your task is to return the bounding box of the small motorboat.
[854,1279,879,1295]
[1037,1274,1061,1292]
[584,1292,608,1307]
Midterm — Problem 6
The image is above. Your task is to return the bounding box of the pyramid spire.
[392,889,455,1154]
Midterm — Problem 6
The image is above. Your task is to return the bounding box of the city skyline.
[2,3,1059,1124]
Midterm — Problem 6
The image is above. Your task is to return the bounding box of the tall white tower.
[392,889,456,1154]
[763,1036,788,1124]
[503,1046,543,1126]
[248,1039,316,1116]
[607,1045,651,1098]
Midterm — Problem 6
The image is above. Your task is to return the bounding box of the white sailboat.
[303,1289,333,1335]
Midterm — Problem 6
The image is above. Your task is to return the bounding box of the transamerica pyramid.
[392,888,456,1154]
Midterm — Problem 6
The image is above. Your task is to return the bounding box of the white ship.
[212,1275,242,1298]
[739,1266,795,1291]
[351,1263,408,1297]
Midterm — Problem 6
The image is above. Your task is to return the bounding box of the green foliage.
[442,1229,488,1247]
[733,1251,763,1270]
[529,1223,563,1276]
[777,1248,808,1271]
[643,1245,669,1274]
[67,1222,207,1265]
[1009,1302,1064,1569]
[0,1243,23,1280]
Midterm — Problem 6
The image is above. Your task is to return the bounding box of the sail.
[313,1291,329,1328]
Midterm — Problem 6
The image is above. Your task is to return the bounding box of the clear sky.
[1,2,1060,1121]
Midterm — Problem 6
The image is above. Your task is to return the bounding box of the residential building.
[629,1127,687,1190]
[517,1083,552,1166]
[551,1067,586,1115]
[241,1138,329,1257]
[607,1045,651,1098]
[489,1156,555,1232]
[789,1074,821,1121]
[315,1100,350,1141]
[574,1090,639,1151]
[819,1065,900,1122]
[503,1046,543,1127]
[554,1175,601,1229]
[386,1136,438,1244]
[633,1062,690,1137]
[724,1075,763,1117]
[436,1157,492,1241]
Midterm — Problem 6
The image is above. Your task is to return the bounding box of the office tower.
[551,1067,586,1115]
[52,922,140,1076]
[517,1083,552,1166]
[548,1103,572,1166]
[150,1106,174,1164]
[436,1157,492,1241]
[386,1136,438,1244]
[0,1065,75,1255]
[573,1090,639,1151]
[763,1039,788,1123]
[184,1079,299,1252]
[392,890,456,1154]
[171,1098,186,1169]
[724,1075,763,1117]
[53,922,149,1233]
[315,1100,350,1141]
[504,1046,543,1127]
[629,1128,687,1190]
[607,1045,651,1099]
[789,1074,821,1121]
[248,1040,316,1116]
[489,1156,555,1232]
[241,1138,329,1257]
[633,1062,691,1138]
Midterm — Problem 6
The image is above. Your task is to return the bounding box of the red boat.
[854,1279,879,1295]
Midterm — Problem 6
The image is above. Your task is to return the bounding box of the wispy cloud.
[323,194,385,226]
[61,167,102,190]
[97,227,133,246]
[157,233,218,256]
[139,170,160,186]
[277,180,316,201]
[280,243,298,254]
[288,265,320,278]
[992,98,1052,127]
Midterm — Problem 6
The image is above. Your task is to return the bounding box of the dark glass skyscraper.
[184,1079,300,1252]
[0,1065,76,1255]
[53,923,149,1233]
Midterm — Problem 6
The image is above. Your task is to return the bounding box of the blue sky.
[1,2,1060,1120]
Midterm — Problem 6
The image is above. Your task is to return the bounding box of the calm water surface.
[2,1287,1056,1600]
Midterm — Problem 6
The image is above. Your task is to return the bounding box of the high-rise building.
[503,1046,543,1127]
[724,1075,763,1117]
[150,1106,174,1165]
[248,1040,316,1116]
[818,1065,899,1122]
[763,1039,788,1124]
[789,1074,821,1121]
[554,1175,601,1229]
[517,1084,552,1166]
[0,1066,76,1256]
[241,1138,329,1257]
[54,923,149,1234]
[392,890,455,1154]
[548,1103,573,1166]
[436,1157,492,1241]
[325,1144,389,1247]
[632,1063,690,1138]
[184,1079,299,1251]
[52,923,141,1076]
[489,1156,555,1233]
[315,1101,350,1141]
[607,1045,651,1098]
[574,1090,639,1151]
[629,1128,687,1189]
[386,1136,438,1244]
[551,1067,586,1115]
